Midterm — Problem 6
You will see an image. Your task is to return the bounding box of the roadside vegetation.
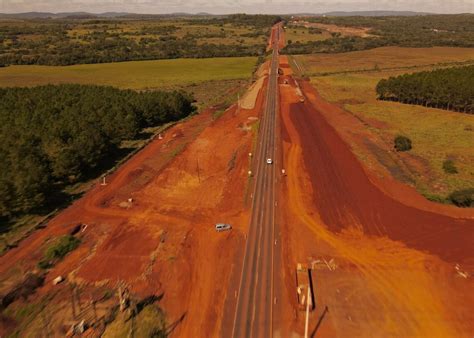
[376,65,474,113]
[0,14,281,65]
[394,136,412,152]
[0,84,194,225]
[295,47,474,205]
[37,235,81,269]
[284,25,331,45]
[282,14,474,55]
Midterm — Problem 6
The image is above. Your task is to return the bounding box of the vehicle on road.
[266,158,273,164]
[215,223,232,232]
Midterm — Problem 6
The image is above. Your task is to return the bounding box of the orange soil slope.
[268,22,285,51]
[277,55,474,337]
[292,83,474,265]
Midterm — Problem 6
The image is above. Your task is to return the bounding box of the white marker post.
[304,284,311,338]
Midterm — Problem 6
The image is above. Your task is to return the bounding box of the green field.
[0,56,257,90]
[295,47,474,75]
[296,47,474,201]
[284,25,331,44]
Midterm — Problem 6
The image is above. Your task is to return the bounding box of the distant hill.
[0,10,442,20]
[0,12,57,19]
[321,11,432,17]
[0,11,216,20]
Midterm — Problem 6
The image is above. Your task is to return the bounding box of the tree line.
[0,85,195,221]
[376,65,474,113]
[283,14,474,55]
[0,15,281,66]
[185,14,282,29]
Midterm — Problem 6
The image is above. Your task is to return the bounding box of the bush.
[448,188,474,207]
[394,135,412,152]
[442,160,458,174]
[45,235,80,260]
[38,235,80,269]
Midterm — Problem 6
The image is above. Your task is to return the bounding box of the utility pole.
[196,153,201,183]
[304,284,311,338]
[70,283,77,319]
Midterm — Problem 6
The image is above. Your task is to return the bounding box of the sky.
[0,0,473,14]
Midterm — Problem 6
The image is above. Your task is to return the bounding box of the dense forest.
[0,85,194,220]
[376,65,474,113]
[283,14,474,54]
[0,14,281,65]
[186,14,282,29]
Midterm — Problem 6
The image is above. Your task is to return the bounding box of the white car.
[215,223,232,232]
[266,158,273,164]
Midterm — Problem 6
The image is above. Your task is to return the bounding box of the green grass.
[310,71,474,199]
[285,26,331,44]
[300,47,474,200]
[103,304,166,338]
[0,57,257,90]
[295,47,474,76]
[38,235,81,269]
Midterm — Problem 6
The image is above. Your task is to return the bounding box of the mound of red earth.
[292,82,474,266]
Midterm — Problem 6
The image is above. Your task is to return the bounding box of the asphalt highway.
[231,25,281,338]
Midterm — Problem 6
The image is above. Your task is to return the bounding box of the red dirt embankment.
[294,80,474,267]
[268,22,285,51]
[278,55,474,337]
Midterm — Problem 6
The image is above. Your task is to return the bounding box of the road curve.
[231,25,281,338]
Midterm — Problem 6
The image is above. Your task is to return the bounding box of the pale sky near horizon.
[0,0,473,14]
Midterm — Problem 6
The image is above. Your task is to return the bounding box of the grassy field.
[295,47,474,75]
[284,25,331,44]
[297,47,474,201]
[0,56,257,89]
[0,17,271,66]
[62,19,267,46]
[1,18,268,50]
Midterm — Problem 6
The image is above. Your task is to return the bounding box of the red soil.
[276,55,474,337]
[292,83,474,266]
[0,75,268,336]
[268,22,285,51]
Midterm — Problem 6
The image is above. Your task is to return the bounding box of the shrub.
[394,135,412,152]
[442,160,458,174]
[448,188,474,207]
[38,235,80,269]
[45,235,80,260]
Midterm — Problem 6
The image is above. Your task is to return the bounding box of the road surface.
[231,24,281,338]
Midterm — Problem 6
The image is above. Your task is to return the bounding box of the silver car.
[215,223,232,232]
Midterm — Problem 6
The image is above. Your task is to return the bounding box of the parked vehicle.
[215,223,232,232]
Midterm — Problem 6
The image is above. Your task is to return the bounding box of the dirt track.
[277,55,474,337]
